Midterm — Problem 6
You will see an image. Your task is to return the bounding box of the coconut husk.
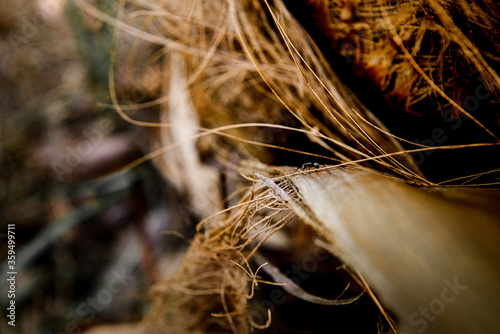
[73,0,500,333]
[284,166,500,333]
[295,0,500,135]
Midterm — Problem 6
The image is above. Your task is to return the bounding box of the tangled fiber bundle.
[98,0,424,176]
[317,0,500,131]
[146,180,298,333]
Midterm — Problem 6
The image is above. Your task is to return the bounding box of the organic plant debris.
[1,0,500,333]
[308,0,500,118]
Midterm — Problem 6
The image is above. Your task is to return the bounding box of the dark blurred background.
[0,1,192,332]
